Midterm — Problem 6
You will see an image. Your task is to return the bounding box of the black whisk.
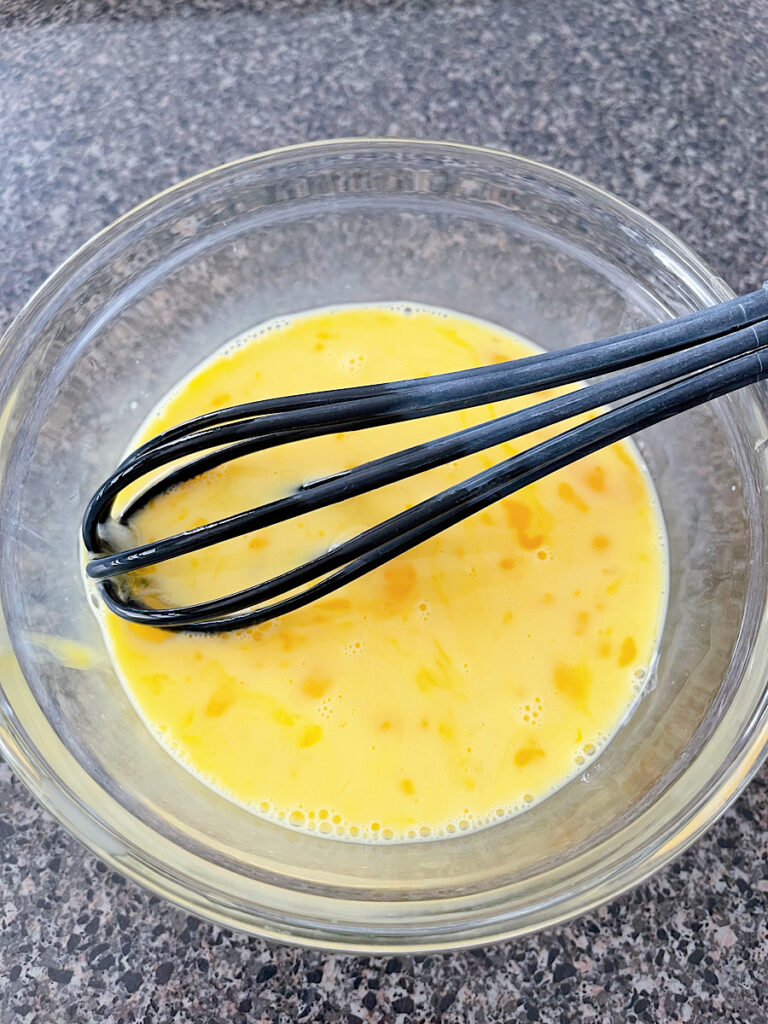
[83,287,768,633]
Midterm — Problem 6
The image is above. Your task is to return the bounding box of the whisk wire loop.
[84,288,768,632]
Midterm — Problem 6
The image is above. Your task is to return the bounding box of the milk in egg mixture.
[99,305,667,841]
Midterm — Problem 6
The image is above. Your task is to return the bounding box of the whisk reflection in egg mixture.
[83,287,768,633]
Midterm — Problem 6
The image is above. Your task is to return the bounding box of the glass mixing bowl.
[1,140,767,952]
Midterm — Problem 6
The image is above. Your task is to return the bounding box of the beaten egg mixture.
[97,305,667,841]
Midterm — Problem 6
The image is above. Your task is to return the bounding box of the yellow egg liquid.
[97,304,667,842]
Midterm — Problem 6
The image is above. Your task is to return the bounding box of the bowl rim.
[0,136,732,367]
[1,137,765,953]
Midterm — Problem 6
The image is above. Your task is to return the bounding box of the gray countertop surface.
[1,1,767,1021]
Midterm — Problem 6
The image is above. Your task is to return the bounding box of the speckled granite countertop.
[1,1,767,1021]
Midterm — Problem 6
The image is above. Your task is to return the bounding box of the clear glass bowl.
[1,140,767,952]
